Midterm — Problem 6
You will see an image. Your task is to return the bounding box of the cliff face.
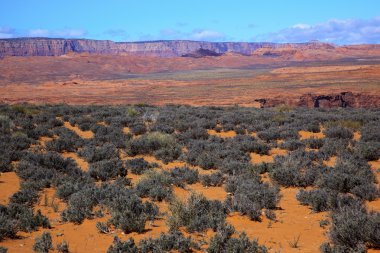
[0,38,335,57]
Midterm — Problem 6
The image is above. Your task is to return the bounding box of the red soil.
[63,121,94,139]
[227,187,329,253]
[0,172,20,205]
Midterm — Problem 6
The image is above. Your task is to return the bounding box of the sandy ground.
[61,152,89,171]
[1,126,380,252]
[1,53,380,106]
[0,172,20,205]
[207,129,237,138]
[63,122,94,139]
[227,187,329,253]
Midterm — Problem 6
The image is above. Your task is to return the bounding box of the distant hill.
[0,38,338,57]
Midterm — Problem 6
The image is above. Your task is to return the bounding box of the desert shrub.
[297,189,331,212]
[323,126,353,139]
[361,123,380,142]
[257,128,281,142]
[154,145,182,164]
[305,122,320,133]
[178,127,209,142]
[89,158,126,181]
[225,172,279,221]
[329,120,363,130]
[317,153,378,200]
[107,237,138,253]
[207,223,267,253]
[168,193,226,232]
[96,183,158,234]
[280,139,304,151]
[264,209,276,221]
[196,152,219,170]
[235,135,270,155]
[79,143,119,163]
[0,208,19,241]
[0,115,13,135]
[124,158,154,175]
[200,171,224,187]
[128,132,175,154]
[319,138,350,158]
[326,203,380,251]
[46,127,84,152]
[56,241,69,253]
[33,232,53,253]
[136,171,173,201]
[234,126,246,135]
[220,161,255,175]
[355,141,380,161]
[0,247,7,253]
[169,167,199,187]
[10,188,39,206]
[130,123,146,135]
[139,230,196,253]
[127,132,181,163]
[62,189,97,224]
[92,125,130,148]
[304,138,324,149]
[270,151,327,187]
[0,204,50,238]
[110,210,147,234]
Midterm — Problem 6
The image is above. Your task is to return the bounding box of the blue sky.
[1,0,379,44]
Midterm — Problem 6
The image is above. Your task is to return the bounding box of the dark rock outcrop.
[182,48,222,58]
[0,38,335,57]
[255,92,380,108]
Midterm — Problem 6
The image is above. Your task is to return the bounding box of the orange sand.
[323,156,337,167]
[174,183,227,202]
[0,172,20,205]
[299,130,325,140]
[250,148,288,164]
[353,131,361,141]
[271,65,372,74]
[62,152,89,171]
[123,127,131,135]
[207,129,237,138]
[63,121,94,139]
[227,187,329,253]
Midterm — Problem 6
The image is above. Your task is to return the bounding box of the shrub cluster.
[168,193,226,232]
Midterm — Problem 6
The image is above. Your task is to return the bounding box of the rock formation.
[0,38,335,57]
[255,92,380,108]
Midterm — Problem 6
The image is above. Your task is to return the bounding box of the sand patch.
[64,121,94,139]
[123,127,131,135]
[0,172,20,205]
[353,131,361,141]
[39,136,54,147]
[207,129,237,138]
[227,187,329,253]
[173,183,227,202]
[299,130,325,140]
[272,65,371,74]
[35,188,66,223]
[62,152,89,171]
[323,156,337,167]
[250,148,288,164]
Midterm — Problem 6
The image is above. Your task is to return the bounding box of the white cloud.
[28,29,50,37]
[292,24,311,29]
[258,17,380,45]
[0,27,15,38]
[27,28,86,38]
[190,30,225,41]
[139,28,226,41]
[54,29,86,38]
